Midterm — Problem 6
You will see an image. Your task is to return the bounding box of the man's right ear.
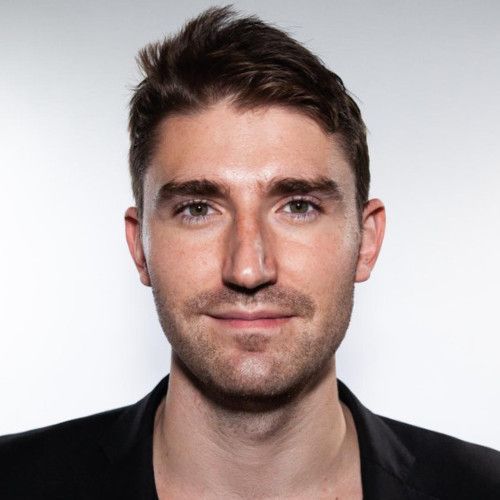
[124,207,151,287]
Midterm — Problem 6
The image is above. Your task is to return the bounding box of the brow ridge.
[155,175,342,207]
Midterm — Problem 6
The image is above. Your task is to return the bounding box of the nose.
[221,213,277,291]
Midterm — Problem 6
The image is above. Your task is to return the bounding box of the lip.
[207,310,295,329]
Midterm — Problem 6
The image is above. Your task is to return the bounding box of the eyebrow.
[267,177,342,200]
[154,176,342,207]
[155,179,229,206]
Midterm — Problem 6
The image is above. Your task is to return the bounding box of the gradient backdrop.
[1,0,499,450]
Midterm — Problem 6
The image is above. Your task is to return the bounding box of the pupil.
[292,201,308,213]
[190,204,207,216]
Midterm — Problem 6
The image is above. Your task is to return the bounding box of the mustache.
[184,286,316,319]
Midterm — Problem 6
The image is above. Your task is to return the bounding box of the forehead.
[147,101,354,193]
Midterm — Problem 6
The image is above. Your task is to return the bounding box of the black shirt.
[1,375,499,499]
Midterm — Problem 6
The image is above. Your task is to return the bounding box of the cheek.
[277,226,358,295]
[147,227,221,298]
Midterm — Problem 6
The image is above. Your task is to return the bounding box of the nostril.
[222,219,277,290]
[222,253,277,291]
[222,281,275,296]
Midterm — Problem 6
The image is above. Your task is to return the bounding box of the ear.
[124,207,151,287]
[355,199,386,283]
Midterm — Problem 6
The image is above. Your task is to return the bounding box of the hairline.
[134,99,362,235]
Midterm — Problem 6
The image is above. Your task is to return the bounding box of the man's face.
[127,101,381,402]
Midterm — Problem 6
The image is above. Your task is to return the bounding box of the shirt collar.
[337,380,420,497]
[97,375,421,499]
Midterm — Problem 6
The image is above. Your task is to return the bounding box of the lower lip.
[210,317,293,329]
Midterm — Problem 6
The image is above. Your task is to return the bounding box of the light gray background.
[1,0,499,450]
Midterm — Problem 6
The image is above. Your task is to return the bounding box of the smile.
[207,310,295,329]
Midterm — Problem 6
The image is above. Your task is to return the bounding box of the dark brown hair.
[129,6,369,222]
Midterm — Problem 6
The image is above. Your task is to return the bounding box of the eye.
[187,202,210,217]
[285,199,313,214]
[281,198,321,220]
[175,201,217,224]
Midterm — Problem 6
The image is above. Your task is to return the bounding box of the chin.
[178,348,330,410]
[220,355,292,395]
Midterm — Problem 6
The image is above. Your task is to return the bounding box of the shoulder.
[0,406,127,499]
[0,406,125,452]
[380,415,500,498]
[338,379,499,499]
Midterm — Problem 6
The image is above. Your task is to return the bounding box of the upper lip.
[208,309,294,320]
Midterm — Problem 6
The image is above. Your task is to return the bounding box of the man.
[1,6,498,499]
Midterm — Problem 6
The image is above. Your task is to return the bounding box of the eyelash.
[283,196,322,221]
[173,197,323,225]
[174,199,215,225]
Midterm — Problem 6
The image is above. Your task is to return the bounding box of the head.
[125,7,385,406]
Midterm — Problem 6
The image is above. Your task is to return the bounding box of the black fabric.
[0,375,498,499]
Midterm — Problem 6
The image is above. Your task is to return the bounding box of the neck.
[153,355,361,499]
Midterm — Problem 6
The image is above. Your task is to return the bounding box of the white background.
[1,0,499,450]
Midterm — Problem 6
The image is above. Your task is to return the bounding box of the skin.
[125,100,386,498]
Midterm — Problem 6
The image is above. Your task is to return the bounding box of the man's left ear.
[355,198,386,283]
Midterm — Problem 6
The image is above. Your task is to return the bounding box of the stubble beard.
[151,271,355,410]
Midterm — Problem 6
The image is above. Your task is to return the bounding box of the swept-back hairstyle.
[129,6,369,222]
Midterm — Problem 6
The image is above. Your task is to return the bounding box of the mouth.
[207,310,295,329]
